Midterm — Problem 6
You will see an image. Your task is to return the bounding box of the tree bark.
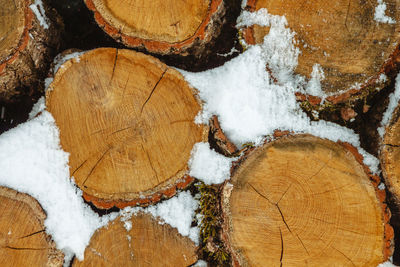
[244,0,400,106]
[221,134,393,266]
[0,0,61,101]
[84,0,226,56]
[73,212,198,266]
[0,186,64,266]
[46,48,208,209]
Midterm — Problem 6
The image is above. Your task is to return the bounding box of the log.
[46,48,208,209]
[73,212,198,266]
[0,0,61,101]
[221,135,393,266]
[84,0,225,56]
[244,0,400,105]
[381,104,400,203]
[0,186,64,266]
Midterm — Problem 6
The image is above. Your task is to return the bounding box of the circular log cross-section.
[381,104,400,203]
[85,0,225,55]
[73,213,198,266]
[0,186,63,266]
[245,0,400,104]
[46,48,207,209]
[222,135,392,266]
[0,0,60,101]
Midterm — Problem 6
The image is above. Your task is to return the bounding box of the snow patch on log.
[189,142,237,185]
[181,8,379,174]
[30,0,50,29]
[378,73,400,138]
[375,0,396,24]
[0,110,117,261]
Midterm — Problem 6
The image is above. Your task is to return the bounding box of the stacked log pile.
[2,0,400,266]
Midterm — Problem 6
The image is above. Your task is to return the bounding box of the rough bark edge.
[82,175,195,209]
[0,0,62,101]
[243,0,400,107]
[381,103,400,204]
[0,186,65,266]
[209,116,238,156]
[46,48,210,209]
[84,0,225,56]
[220,134,394,266]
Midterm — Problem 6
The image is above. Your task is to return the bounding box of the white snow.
[181,8,379,174]
[53,52,84,75]
[189,142,237,185]
[120,191,200,244]
[375,0,396,24]
[378,261,397,267]
[0,110,117,261]
[29,0,50,29]
[193,260,208,267]
[378,73,400,137]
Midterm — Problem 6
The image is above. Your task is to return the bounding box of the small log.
[0,186,63,266]
[46,48,208,209]
[73,212,198,266]
[0,0,61,101]
[244,0,400,105]
[222,135,393,266]
[84,0,225,56]
[381,104,400,203]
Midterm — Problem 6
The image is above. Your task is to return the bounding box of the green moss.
[196,183,230,266]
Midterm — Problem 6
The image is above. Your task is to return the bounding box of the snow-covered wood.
[221,135,393,266]
[73,212,198,266]
[0,0,60,101]
[46,48,208,209]
[0,186,64,266]
[244,0,400,105]
[84,0,226,56]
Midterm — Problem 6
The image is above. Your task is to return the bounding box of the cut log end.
[381,104,400,204]
[0,0,61,101]
[73,212,198,266]
[222,135,392,266]
[245,0,400,104]
[46,48,208,209]
[85,0,225,55]
[0,186,64,267]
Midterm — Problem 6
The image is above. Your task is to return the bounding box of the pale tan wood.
[247,0,400,98]
[222,135,391,266]
[0,186,64,267]
[46,48,207,208]
[0,0,61,101]
[73,212,198,267]
[85,0,225,55]
[381,105,400,203]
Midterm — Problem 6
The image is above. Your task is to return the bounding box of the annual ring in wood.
[0,186,64,267]
[85,0,225,55]
[244,0,400,105]
[73,212,198,266]
[222,135,393,266]
[46,48,208,209]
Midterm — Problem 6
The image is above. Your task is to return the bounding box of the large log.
[0,186,64,266]
[0,0,61,101]
[46,48,208,209]
[222,135,393,266]
[84,0,225,56]
[244,0,400,105]
[73,212,198,266]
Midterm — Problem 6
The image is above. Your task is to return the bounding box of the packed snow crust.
[189,142,237,185]
[182,8,379,174]
[30,0,50,29]
[378,73,400,137]
[375,0,396,24]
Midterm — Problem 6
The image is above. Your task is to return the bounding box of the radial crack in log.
[222,135,393,266]
[0,186,63,266]
[46,48,208,208]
